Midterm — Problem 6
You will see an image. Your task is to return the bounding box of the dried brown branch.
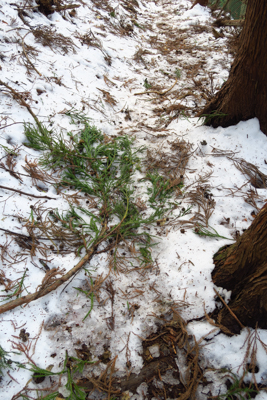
[204,308,233,336]
[0,165,34,181]
[0,269,13,291]
[0,222,109,315]
[210,146,239,158]
[0,80,44,132]
[23,156,57,185]
[134,78,178,96]
[0,154,22,182]
[20,32,42,76]
[144,139,191,187]
[0,228,40,240]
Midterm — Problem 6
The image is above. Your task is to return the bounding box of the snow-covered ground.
[0,0,267,399]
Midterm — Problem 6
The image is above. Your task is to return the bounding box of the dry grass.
[0,152,22,182]
[210,146,239,158]
[239,326,267,390]
[74,29,103,49]
[133,47,153,65]
[232,158,267,189]
[153,103,190,127]
[75,30,111,65]
[89,0,113,13]
[18,34,40,76]
[186,185,216,227]
[23,156,57,186]
[144,139,192,186]
[58,309,209,399]
[33,26,77,54]
[97,88,117,107]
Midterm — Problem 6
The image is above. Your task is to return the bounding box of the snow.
[0,0,267,398]
[182,4,211,21]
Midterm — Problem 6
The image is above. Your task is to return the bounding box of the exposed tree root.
[211,203,267,332]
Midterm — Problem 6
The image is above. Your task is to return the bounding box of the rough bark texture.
[212,203,267,333]
[198,0,267,135]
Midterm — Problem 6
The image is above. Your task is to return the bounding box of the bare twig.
[0,80,44,133]
[214,288,245,330]
[55,4,80,11]
[20,32,42,76]
[134,78,178,96]
[0,122,24,130]
[0,185,56,200]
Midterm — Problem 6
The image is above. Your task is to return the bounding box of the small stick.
[0,185,56,200]
[0,80,44,134]
[0,165,54,184]
[7,371,19,384]
[21,32,42,77]
[0,228,36,239]
[134,78,178,96]
[55,4,80,11]
[0,227,76,241]
[214,288,245,329]
[0,122,24,130]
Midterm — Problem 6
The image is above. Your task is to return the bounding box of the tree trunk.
[198,0,267,135]
[211,203,267,333]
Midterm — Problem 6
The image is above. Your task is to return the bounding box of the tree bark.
[211,203,267,333]
[198,0,267,135]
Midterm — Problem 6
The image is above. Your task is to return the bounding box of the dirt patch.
[76,313,205,399]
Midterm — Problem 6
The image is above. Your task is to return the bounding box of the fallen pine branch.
[0,111,172,317]
[0,181,136,315]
